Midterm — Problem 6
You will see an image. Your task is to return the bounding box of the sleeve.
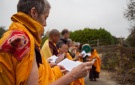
[0,30,30,61]
[52,66,63,80]
[0,30,32,85]
[94,57,101,73]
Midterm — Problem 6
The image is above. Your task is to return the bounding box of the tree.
[124,0,135,47]
[70,27,116,45]
[126,26,135,47]
[0,26,6,38]
[124,0,135,21]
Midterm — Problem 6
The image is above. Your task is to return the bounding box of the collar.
[11,12,44,47]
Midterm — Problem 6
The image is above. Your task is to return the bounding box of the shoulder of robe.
[0,30,30,61]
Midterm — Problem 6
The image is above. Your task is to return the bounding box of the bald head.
[49,29,60,43]
[49,29,60,37]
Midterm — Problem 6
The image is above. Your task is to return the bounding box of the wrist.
[66,71,77,82]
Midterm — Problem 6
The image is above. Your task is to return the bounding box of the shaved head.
[49,29,60,43]
[49,29,60,37]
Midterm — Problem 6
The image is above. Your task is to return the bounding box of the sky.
[0,0,130,38]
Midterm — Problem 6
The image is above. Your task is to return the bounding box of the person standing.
[56,29,70,48]
[41,29,60,59]
[89,48,101,81]
[57,43,85,85]
[0,0,93,85]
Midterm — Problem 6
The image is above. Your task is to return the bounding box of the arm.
[72,54,79,61]
[49,62,93,85]
[0,30,32,85]
[49,71,75,85]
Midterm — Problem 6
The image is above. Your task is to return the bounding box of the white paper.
[86,53,91,56]
[75,61,82,65]
[47,55,58,63]
[81,50,91,58]
[81,50,86,55]
[57,58,82,71]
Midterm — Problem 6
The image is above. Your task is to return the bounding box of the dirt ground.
[85,70,120,85]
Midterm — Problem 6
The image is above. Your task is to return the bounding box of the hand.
[57,65,67,74]
[78,53,84,58]
[49,62,56,67]
[86,57,91,61]
[69,62,93,80]
[55,54,65,64]
[47,59,52,63]
[72,54,79,61]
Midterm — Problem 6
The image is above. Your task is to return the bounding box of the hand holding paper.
[47,55,58,63]
[57,58,82,71]
[48,55,83,71]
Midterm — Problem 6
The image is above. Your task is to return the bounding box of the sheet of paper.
[81,50,86,55]
[86,53,91,56]
[57,58,82,71]
[47,55,58,63]
[75,61,82,65]
[81,50,91,58]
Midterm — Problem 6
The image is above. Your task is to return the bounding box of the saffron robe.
[41,40,85,85]
[41,39,58,59]
[89,49,101,73]
[66,53,85,85]
[0,12,62,85]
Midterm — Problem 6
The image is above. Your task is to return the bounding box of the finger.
[58,65,66,70]
[58,65,64,68]
[61,70,67,73]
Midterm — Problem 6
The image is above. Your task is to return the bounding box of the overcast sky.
[0,0,130,38]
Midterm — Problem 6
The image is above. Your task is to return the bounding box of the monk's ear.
[30,7,38,18]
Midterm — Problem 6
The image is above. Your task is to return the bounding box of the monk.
[74,42,84,62]
[89,48,101,81]
[42,33,83,85]
[56,29,70,48]
[57,43,85,85]
[67,39,77,59]
[41,29,60,59]
[0,0,93,85]
[41,29,61,67]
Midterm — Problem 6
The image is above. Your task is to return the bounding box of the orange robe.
[41,40,85,85]
[89,49,101,73]
[66,53,85,85]
[0,12,62,85]
[41,39,53,59]
[41,39,58,59]
[76,51,83,62]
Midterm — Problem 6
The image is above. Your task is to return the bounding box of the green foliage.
[124,0,135,47]
[41,35,48,47]
[70,27,117,45]
[0,26,6,38]
[126,26,135,47]
[112,36,119,45]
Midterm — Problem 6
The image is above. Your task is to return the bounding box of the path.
[85,70,120,85]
